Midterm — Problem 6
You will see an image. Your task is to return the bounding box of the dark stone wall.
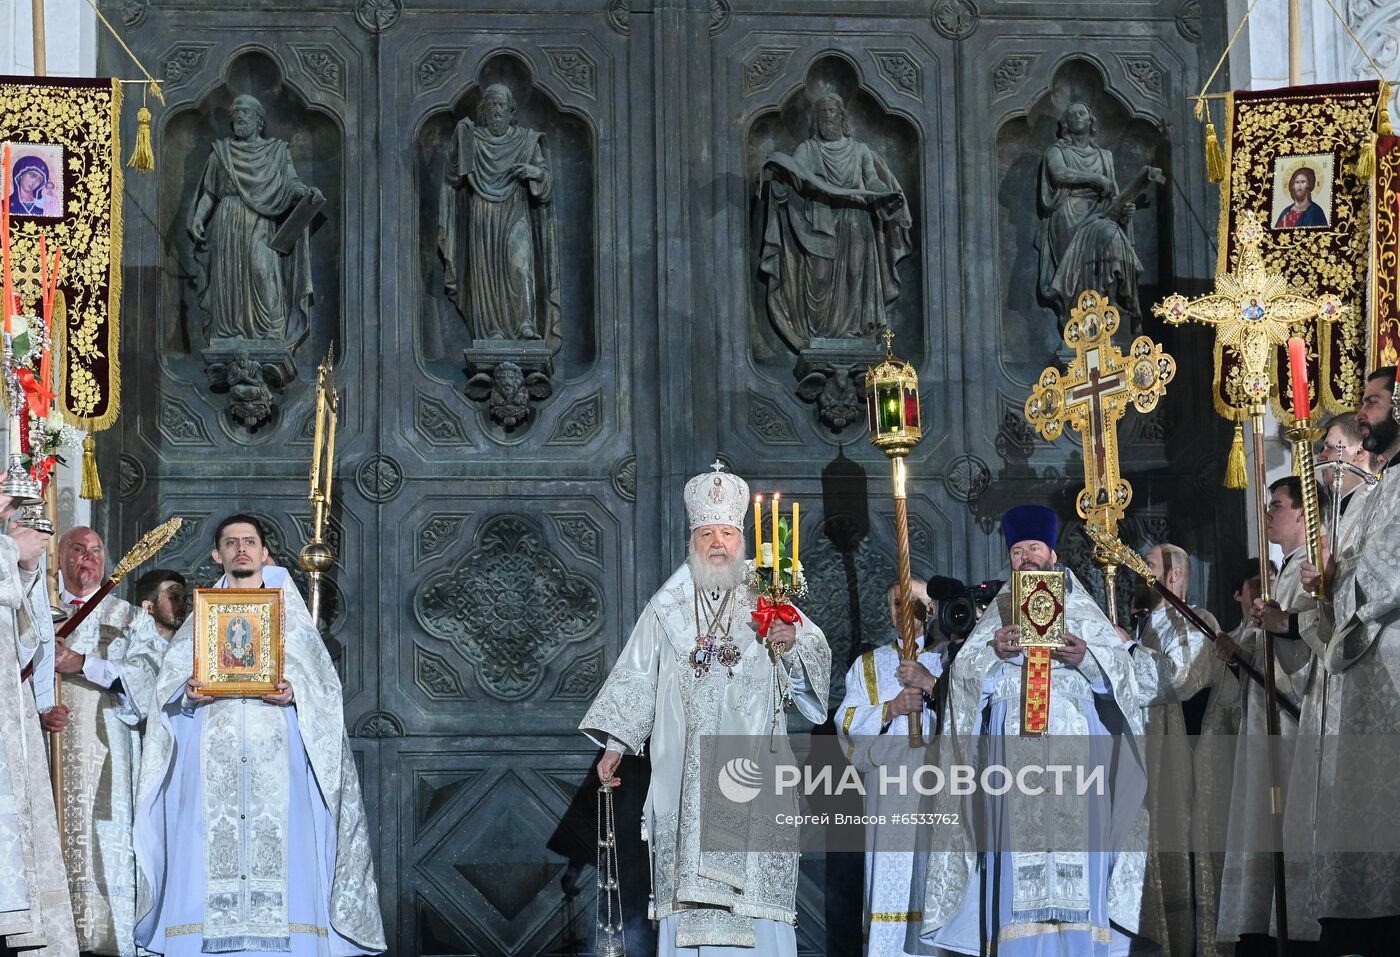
[99,0,1232,952]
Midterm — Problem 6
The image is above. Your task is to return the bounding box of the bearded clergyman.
[581,463,831,954]
[1283,367,1400,954]
[919,505,1153,955]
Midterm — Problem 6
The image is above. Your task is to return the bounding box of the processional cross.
[1025,289,1175,623]
[1152,211,1348,949]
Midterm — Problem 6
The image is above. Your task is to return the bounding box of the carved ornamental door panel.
[101,0,1226,953]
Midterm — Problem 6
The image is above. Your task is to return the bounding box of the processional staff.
[299,347,339,628]
[1024,289,1176,625]
[1154,212,1349,951]
[866,330,926,748]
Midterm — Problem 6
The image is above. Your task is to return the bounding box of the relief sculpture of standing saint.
[758,93,912,350]
[438,83,561,349]
[188,94,319,348]
[1036,101,1161,331]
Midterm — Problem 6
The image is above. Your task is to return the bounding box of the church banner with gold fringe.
[1217,81,1381,422]
[1375,133,1400,368]
[0,75,122,432]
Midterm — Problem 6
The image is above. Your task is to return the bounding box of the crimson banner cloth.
[0,75,122,430]
[1216,81,1380,422]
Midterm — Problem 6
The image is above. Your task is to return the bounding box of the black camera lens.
[939,597,976,637]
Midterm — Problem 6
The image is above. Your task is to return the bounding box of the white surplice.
[0,543,78,956]
[1217,546,1310,944]
[133,569,385,956]
[1283,467,1400,937]
[580,563,831,953]
[1129,603,1234,957]
[54,591,160,956]
[919,573,1151,956]
[836,638,946,957]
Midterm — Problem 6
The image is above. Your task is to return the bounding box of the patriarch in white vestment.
[582,464,831,955]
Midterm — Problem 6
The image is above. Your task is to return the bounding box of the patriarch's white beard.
[687,548,747,594]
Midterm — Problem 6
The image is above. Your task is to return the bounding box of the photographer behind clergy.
[581,464,831,956]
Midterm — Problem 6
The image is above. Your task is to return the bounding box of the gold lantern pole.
[866,330,925,748]
[299,347,338,628]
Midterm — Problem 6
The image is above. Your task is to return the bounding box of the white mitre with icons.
[683,460,749,530]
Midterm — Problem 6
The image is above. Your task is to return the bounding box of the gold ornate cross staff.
[1153,212,1348,952]
[299,347,339,628]
[1025,290,1176,624]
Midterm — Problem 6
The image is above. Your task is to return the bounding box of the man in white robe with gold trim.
[1283,368,1400,953]
[133,514,385,956]
[836,579,945,957]
[34,526,163,956]
[919,505,1152,956]
[0,505,78,956]
[582,464,831,955]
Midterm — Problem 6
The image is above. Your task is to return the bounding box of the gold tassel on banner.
[1356,131,1377,179]
[1382,81,1394,136]
[80,434,103,500]
[1205,121,1227,183]
[1225,424,1248,489]
[128,106,154,172]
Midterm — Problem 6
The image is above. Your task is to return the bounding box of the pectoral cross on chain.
[1025,289,1175,535]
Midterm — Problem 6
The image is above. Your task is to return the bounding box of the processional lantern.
[866,329,925,747]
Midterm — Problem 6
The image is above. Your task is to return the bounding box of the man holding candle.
[919,504,1153,955]
[583,464,830,954]
[1282,366,1400,953]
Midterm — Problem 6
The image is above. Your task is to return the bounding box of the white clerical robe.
[836,638,946,957]
[919,572,1151,956]
[1129,603,1234,957]
[0,543,78,956]
[580,564,831,953]
[55,590,163,956]
[133,570,385,956]
[1217,546,1310,943]
[1283,467,1400,937]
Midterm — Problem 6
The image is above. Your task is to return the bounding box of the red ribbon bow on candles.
[15,368,53,419]
[751,596,802,638]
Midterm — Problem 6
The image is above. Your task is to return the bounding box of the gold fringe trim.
[1225,424,1248,489]
[80,434,102,500]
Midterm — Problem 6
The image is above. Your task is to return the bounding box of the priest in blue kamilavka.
[919,505,1153,955]
[581,464,831,956]
[132,514,384,956]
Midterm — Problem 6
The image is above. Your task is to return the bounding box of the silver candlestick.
[595,784,625,957]
[1,332,41,505]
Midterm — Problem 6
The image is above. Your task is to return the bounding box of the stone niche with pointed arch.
[417,52,596,434]
[162,49,343,434]
[995,57,1170,374]
[746,54,923,434]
